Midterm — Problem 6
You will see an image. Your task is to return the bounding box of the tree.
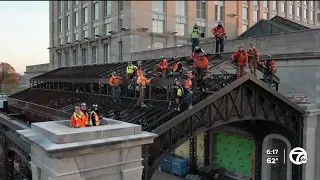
[0,63,16,90]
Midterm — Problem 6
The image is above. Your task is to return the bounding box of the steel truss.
[144,74,303,180]
[0,116,32,180]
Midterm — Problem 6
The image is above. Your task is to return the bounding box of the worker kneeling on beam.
[71,106,85,128]
[247,42,260,77]
[90,104,101,126]
[136,71,152,108]
[260,55,276,86]
[168,56,183,79]
[193,47,209,90]
[80,102,90,127]
[155,56,169,78]
[172,80,184,112]
[231,46,248,78]
[185,71,196,110]
[109,71,123,102]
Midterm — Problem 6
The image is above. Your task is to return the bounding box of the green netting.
[216,134,255,176]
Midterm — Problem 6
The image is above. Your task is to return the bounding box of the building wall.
[25,63,50,87]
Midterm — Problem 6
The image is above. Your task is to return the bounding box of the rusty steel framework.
[0,115,32,180]
[7,53,298,180]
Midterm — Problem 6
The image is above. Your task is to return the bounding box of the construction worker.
[231,46,248,78]
[109,71,122,102]
[169,57,183,78]
[189,23,202,54]
[136,71,152,107]
[80,102,90,127]
[133,61,143,90]
[172,80,184,111]
[185,71,196,109]
[247,42,259,77]
[211,20,227,54]
[71,106,83,128]
[260,55,276,86]
[90,104,101,126]
[155,56,169,78]
[126,61,137,79]
[194,47,209,90]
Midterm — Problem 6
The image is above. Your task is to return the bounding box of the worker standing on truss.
[89,104,101,126]
[260,55,276,86]
[189,23,202,54]
[126,61,137,79]
[109,71,123,102]
[193,47,209,90]
[169,56,183,78]
[247,42,260,77]
[136,71,152,107]
[155,56,169,78]
[211,20,227,54]
[80,102,90,126]
[231,46,248,78]
[185,71,196,110]
[172,80,184,111]
[133,61,143,91]
[71,106,84,128]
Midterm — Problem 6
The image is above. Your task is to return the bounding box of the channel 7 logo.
[289,147,308,165]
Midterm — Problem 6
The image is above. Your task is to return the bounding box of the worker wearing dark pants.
[171,81,184,112]
[211,21,227,54]
[189,23,202,54]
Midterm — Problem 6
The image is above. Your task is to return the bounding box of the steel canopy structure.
[7,52,304,180]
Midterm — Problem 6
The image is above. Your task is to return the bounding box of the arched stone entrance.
[261,134,292,180]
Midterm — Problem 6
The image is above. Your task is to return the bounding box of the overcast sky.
[0,1,49,74]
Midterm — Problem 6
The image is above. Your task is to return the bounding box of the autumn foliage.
[0,63,20,90]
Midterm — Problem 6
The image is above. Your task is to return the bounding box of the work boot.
[188,105,193,109]
[177,107,180,112]
[141,104,147,108]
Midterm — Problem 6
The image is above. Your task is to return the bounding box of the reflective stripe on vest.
[127,65,135,73]
[177,87,184,97]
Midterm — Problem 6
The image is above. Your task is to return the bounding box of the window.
[74,31,79,41]
[263,1,268,8]
[58,18,62,32]
[242,24,248,33]
[119,1,123,12]
[272,1,277,10]
[93,2,99,20]
[242,7,248,20]
[58,1,62,14]
[297,7,300,17]
[153,13,165,33]
[74,11,79,26]
[66,33,70,43]
[153,1,164,12]
[303,8,307,19]
[104,44,109,63]
[66,15,70,30]
[58,53,62,67]
[105,1,111,16]
[75,1,78,6]
[83,25,88,39]
[119,41,123,62]
[65,52,69,66]
[214,5,223,21]
[72,50,77,66]
[176,1,185,16]
[176,23,185,36]
[317,13,320,23]
[92,46,97,64]
[58,37,62,45]
[94,26,99,36]
[196,1,206,19]
[82,7,88,24]
[302,1,307,5]
[253,1,258,6]
[310,11,314,21]
[289,4,293,15]
[82,49,87,65]
[280,1,285,13]
[154,42,164,49]
[105,22,111,35]
[119,12,123,29]
[310,1,314,7]
[253,10,258,23]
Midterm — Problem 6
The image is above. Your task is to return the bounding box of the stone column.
[300,103,318,180]
[17,118,157,180]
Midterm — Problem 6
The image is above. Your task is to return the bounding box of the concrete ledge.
[29,118,141,144]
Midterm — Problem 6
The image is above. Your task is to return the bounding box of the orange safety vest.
[260,60,276,73]
[185,79,192,90]
[71,112,83,128]
[212,26,226,38]
[232,51,248,66]
[137,75,151,87]
[247,48,259,60]
[173,62,182,72]
[195,56,209,69]
[80,111,89,126]
[109,76,122,87]
[90,111,100,126]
